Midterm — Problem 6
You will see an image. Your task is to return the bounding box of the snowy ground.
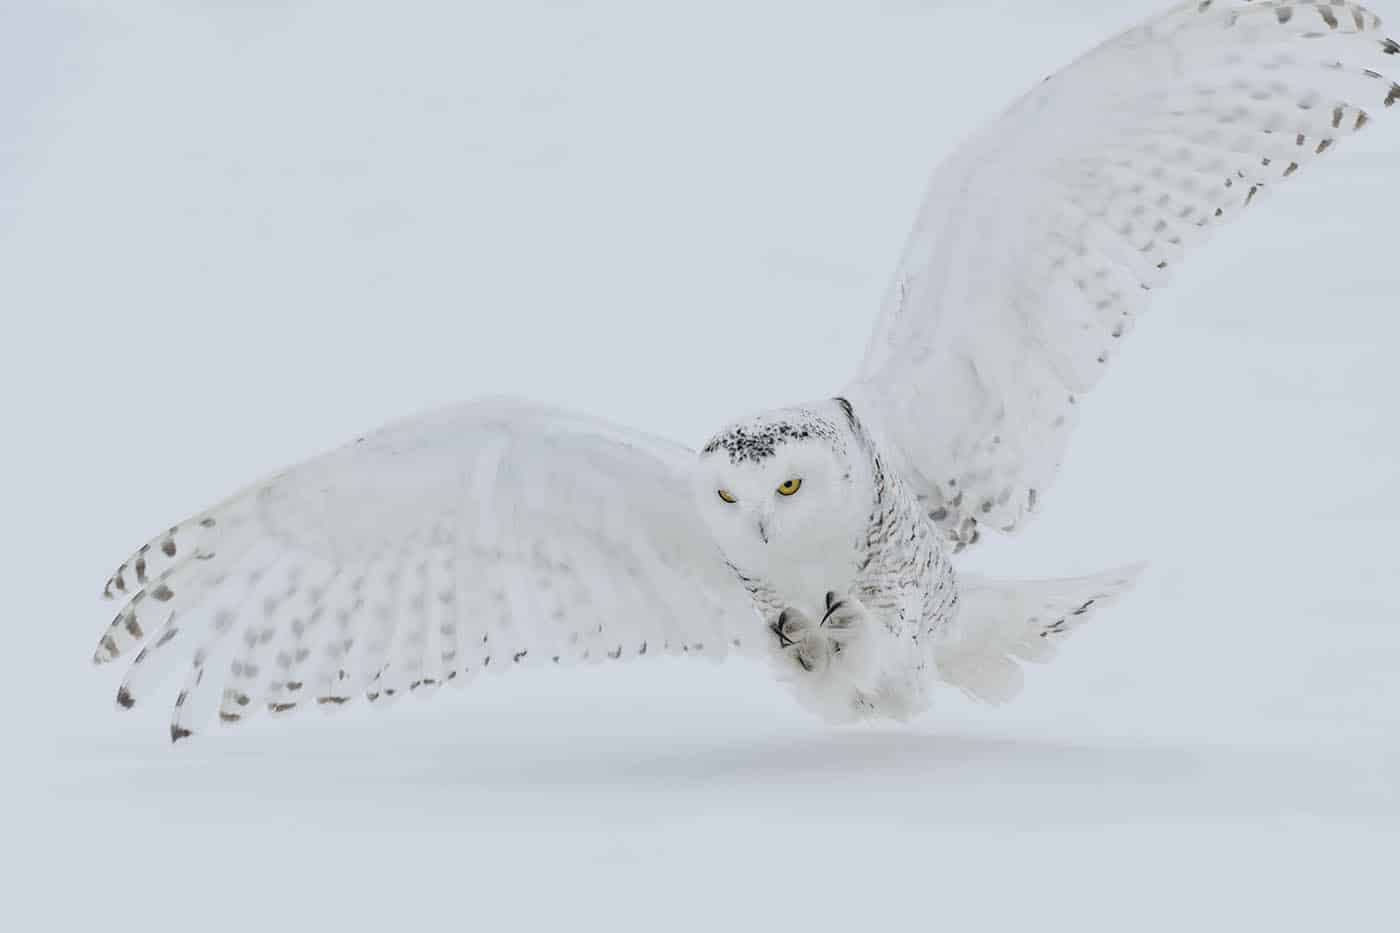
[5,1,1398,929]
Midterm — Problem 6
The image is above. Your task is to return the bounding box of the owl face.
[694,407,865,568]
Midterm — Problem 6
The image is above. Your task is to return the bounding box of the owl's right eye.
[717,489,737,504]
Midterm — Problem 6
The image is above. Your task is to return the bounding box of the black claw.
[821,599,845,627]
[770,620,795,649]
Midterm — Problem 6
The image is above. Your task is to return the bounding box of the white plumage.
[856,0,1400,548]
[98,402,755,739]
[92,0,1400,740]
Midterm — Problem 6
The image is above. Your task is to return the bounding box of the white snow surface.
[4,1,1397,929]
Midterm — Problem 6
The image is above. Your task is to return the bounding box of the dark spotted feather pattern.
[95,400,755,741]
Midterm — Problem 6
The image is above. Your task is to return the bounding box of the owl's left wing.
[93,398,757,741]
[849,0,1399,550]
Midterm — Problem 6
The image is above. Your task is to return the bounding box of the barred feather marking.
[217,562,307,726]
[938,565,1147,705]
[434,538,463,687]
[165,550,287,740]
[94,512,263,668]
[263,567,342,715]
[103,515,224,600]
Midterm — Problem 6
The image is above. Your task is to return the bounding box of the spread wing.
[93,398,756,741]
[849,0,1399,551]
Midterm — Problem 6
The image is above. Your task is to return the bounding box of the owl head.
[693,400,869,568]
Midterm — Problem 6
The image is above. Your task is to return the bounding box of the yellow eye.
[717,489,737,504]
[777,478,802,496]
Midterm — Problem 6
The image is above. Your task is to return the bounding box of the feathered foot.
[770,591,879,691]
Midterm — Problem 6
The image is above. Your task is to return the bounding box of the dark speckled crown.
[700,403,848,465]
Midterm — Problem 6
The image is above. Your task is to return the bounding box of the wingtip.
[115,686,135,710]
[169,725,194,745]
[91,637,118,666]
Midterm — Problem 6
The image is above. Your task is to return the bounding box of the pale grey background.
[4,1,1397,929]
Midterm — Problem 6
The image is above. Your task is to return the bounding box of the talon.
[821,599,844,626]
[770,619,795,649]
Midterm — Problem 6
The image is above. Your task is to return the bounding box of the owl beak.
[756,518,769,544]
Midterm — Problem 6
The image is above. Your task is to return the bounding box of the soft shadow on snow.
[448,728,1202,787]
[50,721,1353,801]
[44,721,1388,840]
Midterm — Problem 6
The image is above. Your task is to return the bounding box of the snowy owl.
[93,0,1400,741]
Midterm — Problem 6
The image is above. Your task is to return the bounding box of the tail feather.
[937,563,1145,704]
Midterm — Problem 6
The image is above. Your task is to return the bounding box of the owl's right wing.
[849,0,1399,551]
[92,398,757,741]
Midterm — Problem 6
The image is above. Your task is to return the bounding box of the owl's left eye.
[777,478,802,497]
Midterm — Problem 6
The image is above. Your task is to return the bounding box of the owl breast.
[850,458,958,642]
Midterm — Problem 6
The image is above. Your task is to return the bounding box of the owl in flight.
[94,1,1400,740]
